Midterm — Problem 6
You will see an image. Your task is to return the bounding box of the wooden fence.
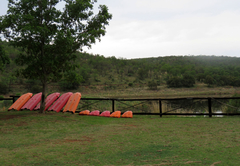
[7,96,240,117]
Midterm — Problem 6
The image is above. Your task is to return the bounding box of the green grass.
[0,111,240,165]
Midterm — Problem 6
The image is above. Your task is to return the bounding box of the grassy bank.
[0,111,239,165]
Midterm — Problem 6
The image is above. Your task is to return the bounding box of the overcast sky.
[1,0,240,59]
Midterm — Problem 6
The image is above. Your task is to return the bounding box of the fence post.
[208,98,212,117]
[159,100,162,117]
[11,96,19,103]
[112,99,115,112]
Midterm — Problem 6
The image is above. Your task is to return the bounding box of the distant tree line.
[1,41,240,93]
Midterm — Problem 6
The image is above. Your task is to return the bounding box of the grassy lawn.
[0,111,239,165]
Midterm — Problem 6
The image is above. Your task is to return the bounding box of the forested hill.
[1,40,240,94]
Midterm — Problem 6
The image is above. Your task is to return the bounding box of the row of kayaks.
[79,110,132,118]
[8,92,81,113]
[7,92,133,118]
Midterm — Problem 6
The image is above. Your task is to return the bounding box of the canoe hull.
[63,92,81,114]
[8,93,33,111]
[48,92,73,112]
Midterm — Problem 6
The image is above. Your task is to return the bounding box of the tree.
[148,80,158,90]
[182,73,195,87]
[59,70,83,90]
[0,0,112,113]
[204,75,215,87]
[0,40,10,71]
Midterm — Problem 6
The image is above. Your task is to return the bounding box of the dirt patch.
[15,121,28,127]
[0,114,26,120]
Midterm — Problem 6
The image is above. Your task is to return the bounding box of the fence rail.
[7,96,240,117]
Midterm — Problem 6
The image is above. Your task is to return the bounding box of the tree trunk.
[39,81,46,113]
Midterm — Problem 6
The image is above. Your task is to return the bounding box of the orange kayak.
[63,92,81,114]
[79,110,90,115]
[121,111,133,118]
[8,93,33,111]
[110,111,121,118]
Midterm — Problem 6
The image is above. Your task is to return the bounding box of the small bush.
[128,82,133,87]
[167,74,195,88]
[59,71,83,90]
[15,93,21,96]
[148,80,158,90]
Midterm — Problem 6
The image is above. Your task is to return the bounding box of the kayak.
[48,92,73,112]
[63,92,81,114]
[21,92,42,110]
[8,93,33,111]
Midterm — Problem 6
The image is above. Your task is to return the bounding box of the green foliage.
[0,0,112,112]
[3,100,12,107]
[128,82,133,87]
[59,71,83,90]
[182,73,195,87]
[148,80,158,90]
[79,67,90,84]
[0,40,10,71]
[104,85,117,90]
[204,75,215,87]
[0,80,9,94]
[25,79,42,93]
[138,68,148,80]
[226,93,240,113]
[167,73,195,88]
[167,76,183,88]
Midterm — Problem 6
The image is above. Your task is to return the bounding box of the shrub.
[59,71,83,90]
[204,75,215,87]
[182,74,195,87]
[128,82,133,87]
[167,74,195,88]
[148,80,158,90]
[167,76,183,88]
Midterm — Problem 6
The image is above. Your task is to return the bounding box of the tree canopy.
[0,40,10,71]
[0,0,112,112]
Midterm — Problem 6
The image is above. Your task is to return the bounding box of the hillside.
[1,41,240,96]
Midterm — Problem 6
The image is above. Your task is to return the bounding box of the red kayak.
[34,92,60,111]
[21,92,42,110]
[48,92,73,112]
[99,111,110,117]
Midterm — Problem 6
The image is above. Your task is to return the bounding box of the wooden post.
[112,99,115,112]
[208,98,212,117]
[159,100,162,117]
